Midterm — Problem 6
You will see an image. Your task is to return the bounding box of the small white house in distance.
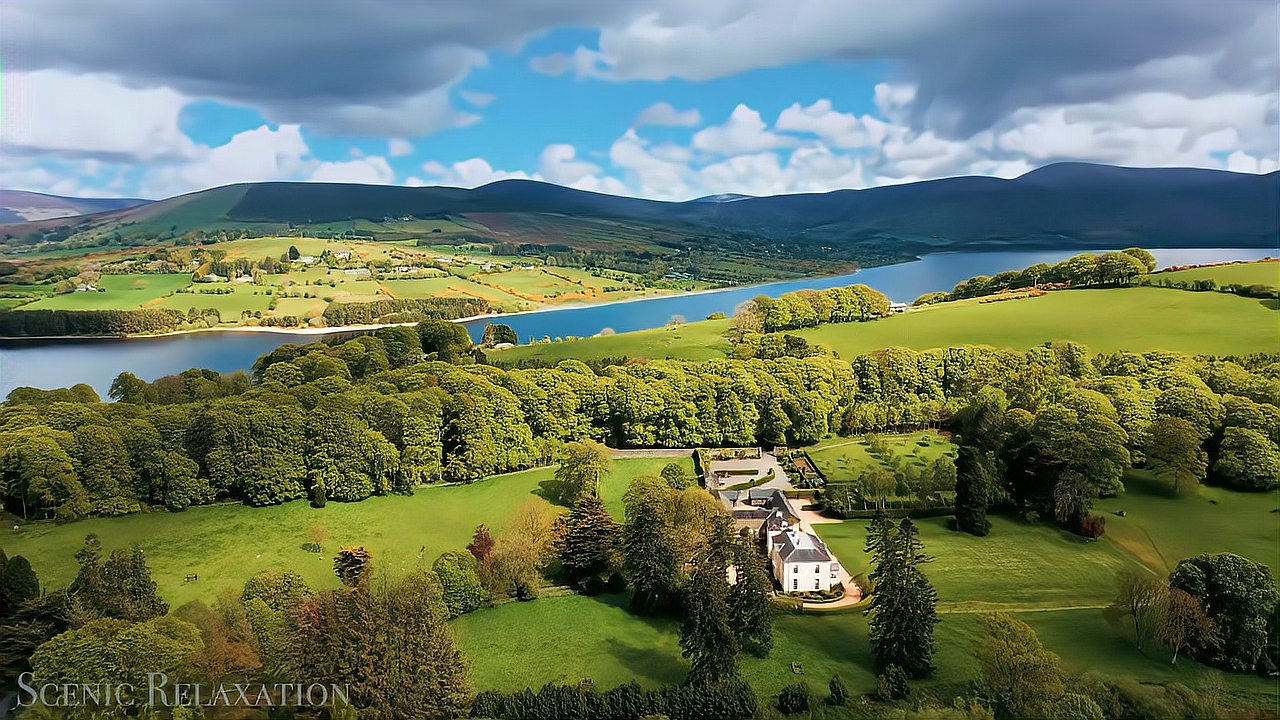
[889,302,909,313]
[768,526,840,593]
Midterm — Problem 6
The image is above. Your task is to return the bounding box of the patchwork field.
[2,457,690,607]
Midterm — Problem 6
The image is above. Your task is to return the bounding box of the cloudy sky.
[1,0,1276,200]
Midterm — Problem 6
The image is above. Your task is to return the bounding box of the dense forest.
[2,313,1275,532]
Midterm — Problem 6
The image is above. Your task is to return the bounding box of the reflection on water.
[1,247,1272,397]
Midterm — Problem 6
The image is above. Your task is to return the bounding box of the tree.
[109,371,151,403]
[1145,416,1207,494]
[551,439,612,504]
[68,536,168,623]
[866,517,938,678]
[623,476,681,613]
[728,536,773,657]
[0,555,39,617]
[467,524,495,565]
[1157,588,1215,665]
[1113,567,1166,651]
[1169,552,1279,671]
[282,568,471,718]
[776,682,811,715]
[680,514,739,685]
[827,673,850,706]
[1051,693,1105,720]
[334,546,373,587]
[418,319,473,363]
[432,550,490,618]
[1121,247,1158,273]
[288,244,300,260]
[559,494,621,588]
[953,446,994,536]
[660,462,692,490]
[1212,427,1280,491]
[481,323,518,346]
[975,613,1065,720]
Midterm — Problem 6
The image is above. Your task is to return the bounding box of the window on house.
[814,580,820,590]
[792,579,798,590]
[815,565,819,573]
[792,565,798,574]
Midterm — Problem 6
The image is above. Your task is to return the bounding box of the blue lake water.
[0,247,1273,398]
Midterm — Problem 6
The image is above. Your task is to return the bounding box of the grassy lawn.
[1096,471,1280,575]
[1148,259,1279,288]
[23,274,192,311]
[796,288,1279,357]
[805,431,956,483]
[491,319,735,363]
[813,516,1136,611]
[2,457,691,606]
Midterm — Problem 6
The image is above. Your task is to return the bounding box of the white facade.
[768,526,840,593]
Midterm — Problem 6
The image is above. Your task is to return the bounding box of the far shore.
[0,267,847,342]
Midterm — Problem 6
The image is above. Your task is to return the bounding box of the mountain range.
[2,163,1276,262]
[0,190,147,223]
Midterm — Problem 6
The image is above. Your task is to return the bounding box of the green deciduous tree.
[623,476,681,614]
[1169,552,1279,672]
[432,550,490,618]
[1145,416,1207,494]
[975,613,1066,720]
[68,535,168,624]
[550,439,612,505]
[1212,427,1280,491]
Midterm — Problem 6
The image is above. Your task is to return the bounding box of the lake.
[1,247,1273,398]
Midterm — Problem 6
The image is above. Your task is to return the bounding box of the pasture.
[796,287,1278,357]
[490,318,735,363]
[2,457,690,607]
[22,273,192,311]
[1148,259,1279,288]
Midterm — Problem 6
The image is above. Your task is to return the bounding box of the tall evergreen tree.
[867,518,939,678]
[954,445,994,536]
[560,494,621,588]
[68,535,167,622]
[623,476,680,613]
[680,514,739,685]
[728,536,774,657]
[0,554,39,617]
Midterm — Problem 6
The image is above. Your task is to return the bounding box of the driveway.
[795,508,864,609]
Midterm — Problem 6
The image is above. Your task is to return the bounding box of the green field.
[1096,471,1280,575]
[1149,260,1279,288]
[796,287,1278,357]
[492,318,735,362]
[2,457,689,607]
[455,473,1280,704]
[22,274,193,311]
[806,431,956,483]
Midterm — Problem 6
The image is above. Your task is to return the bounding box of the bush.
[776,682,811,715]
[827,673,849,706]
[1051,693,1104,720]
[1078,514,1106,538]
[876,665,909,701]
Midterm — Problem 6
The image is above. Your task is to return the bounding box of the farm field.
[1148,259,1279,288]
[2,457,692,607]
[490,318,735,363]
[805,431,956,483]
[795,287,1278,357]
[2,234,733,331]
[21,273,192,311]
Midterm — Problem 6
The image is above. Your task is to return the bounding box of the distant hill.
[0,190,148,223]
[2,164,1275,263]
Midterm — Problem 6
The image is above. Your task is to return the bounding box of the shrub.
[1079,514,1106,538]
[776,682,811,715]
[827,673,849,706]
[1051,693,1104,720]
[876,665,909,700]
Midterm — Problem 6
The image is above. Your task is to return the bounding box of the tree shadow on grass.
[602,637,687,686]
[535,478,573,508]
[1258,298,1278,311]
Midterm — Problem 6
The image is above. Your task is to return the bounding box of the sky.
[0,0,1276,201]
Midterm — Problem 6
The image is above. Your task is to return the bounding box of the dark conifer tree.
[867,518,938,678]
[954,445,994,536]
[680,514,739,685]
[560,494,621,587]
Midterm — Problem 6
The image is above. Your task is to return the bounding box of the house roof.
[774,528,832,563]
[716,488,796,519]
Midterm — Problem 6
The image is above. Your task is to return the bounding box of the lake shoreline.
[0,266,861,342]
